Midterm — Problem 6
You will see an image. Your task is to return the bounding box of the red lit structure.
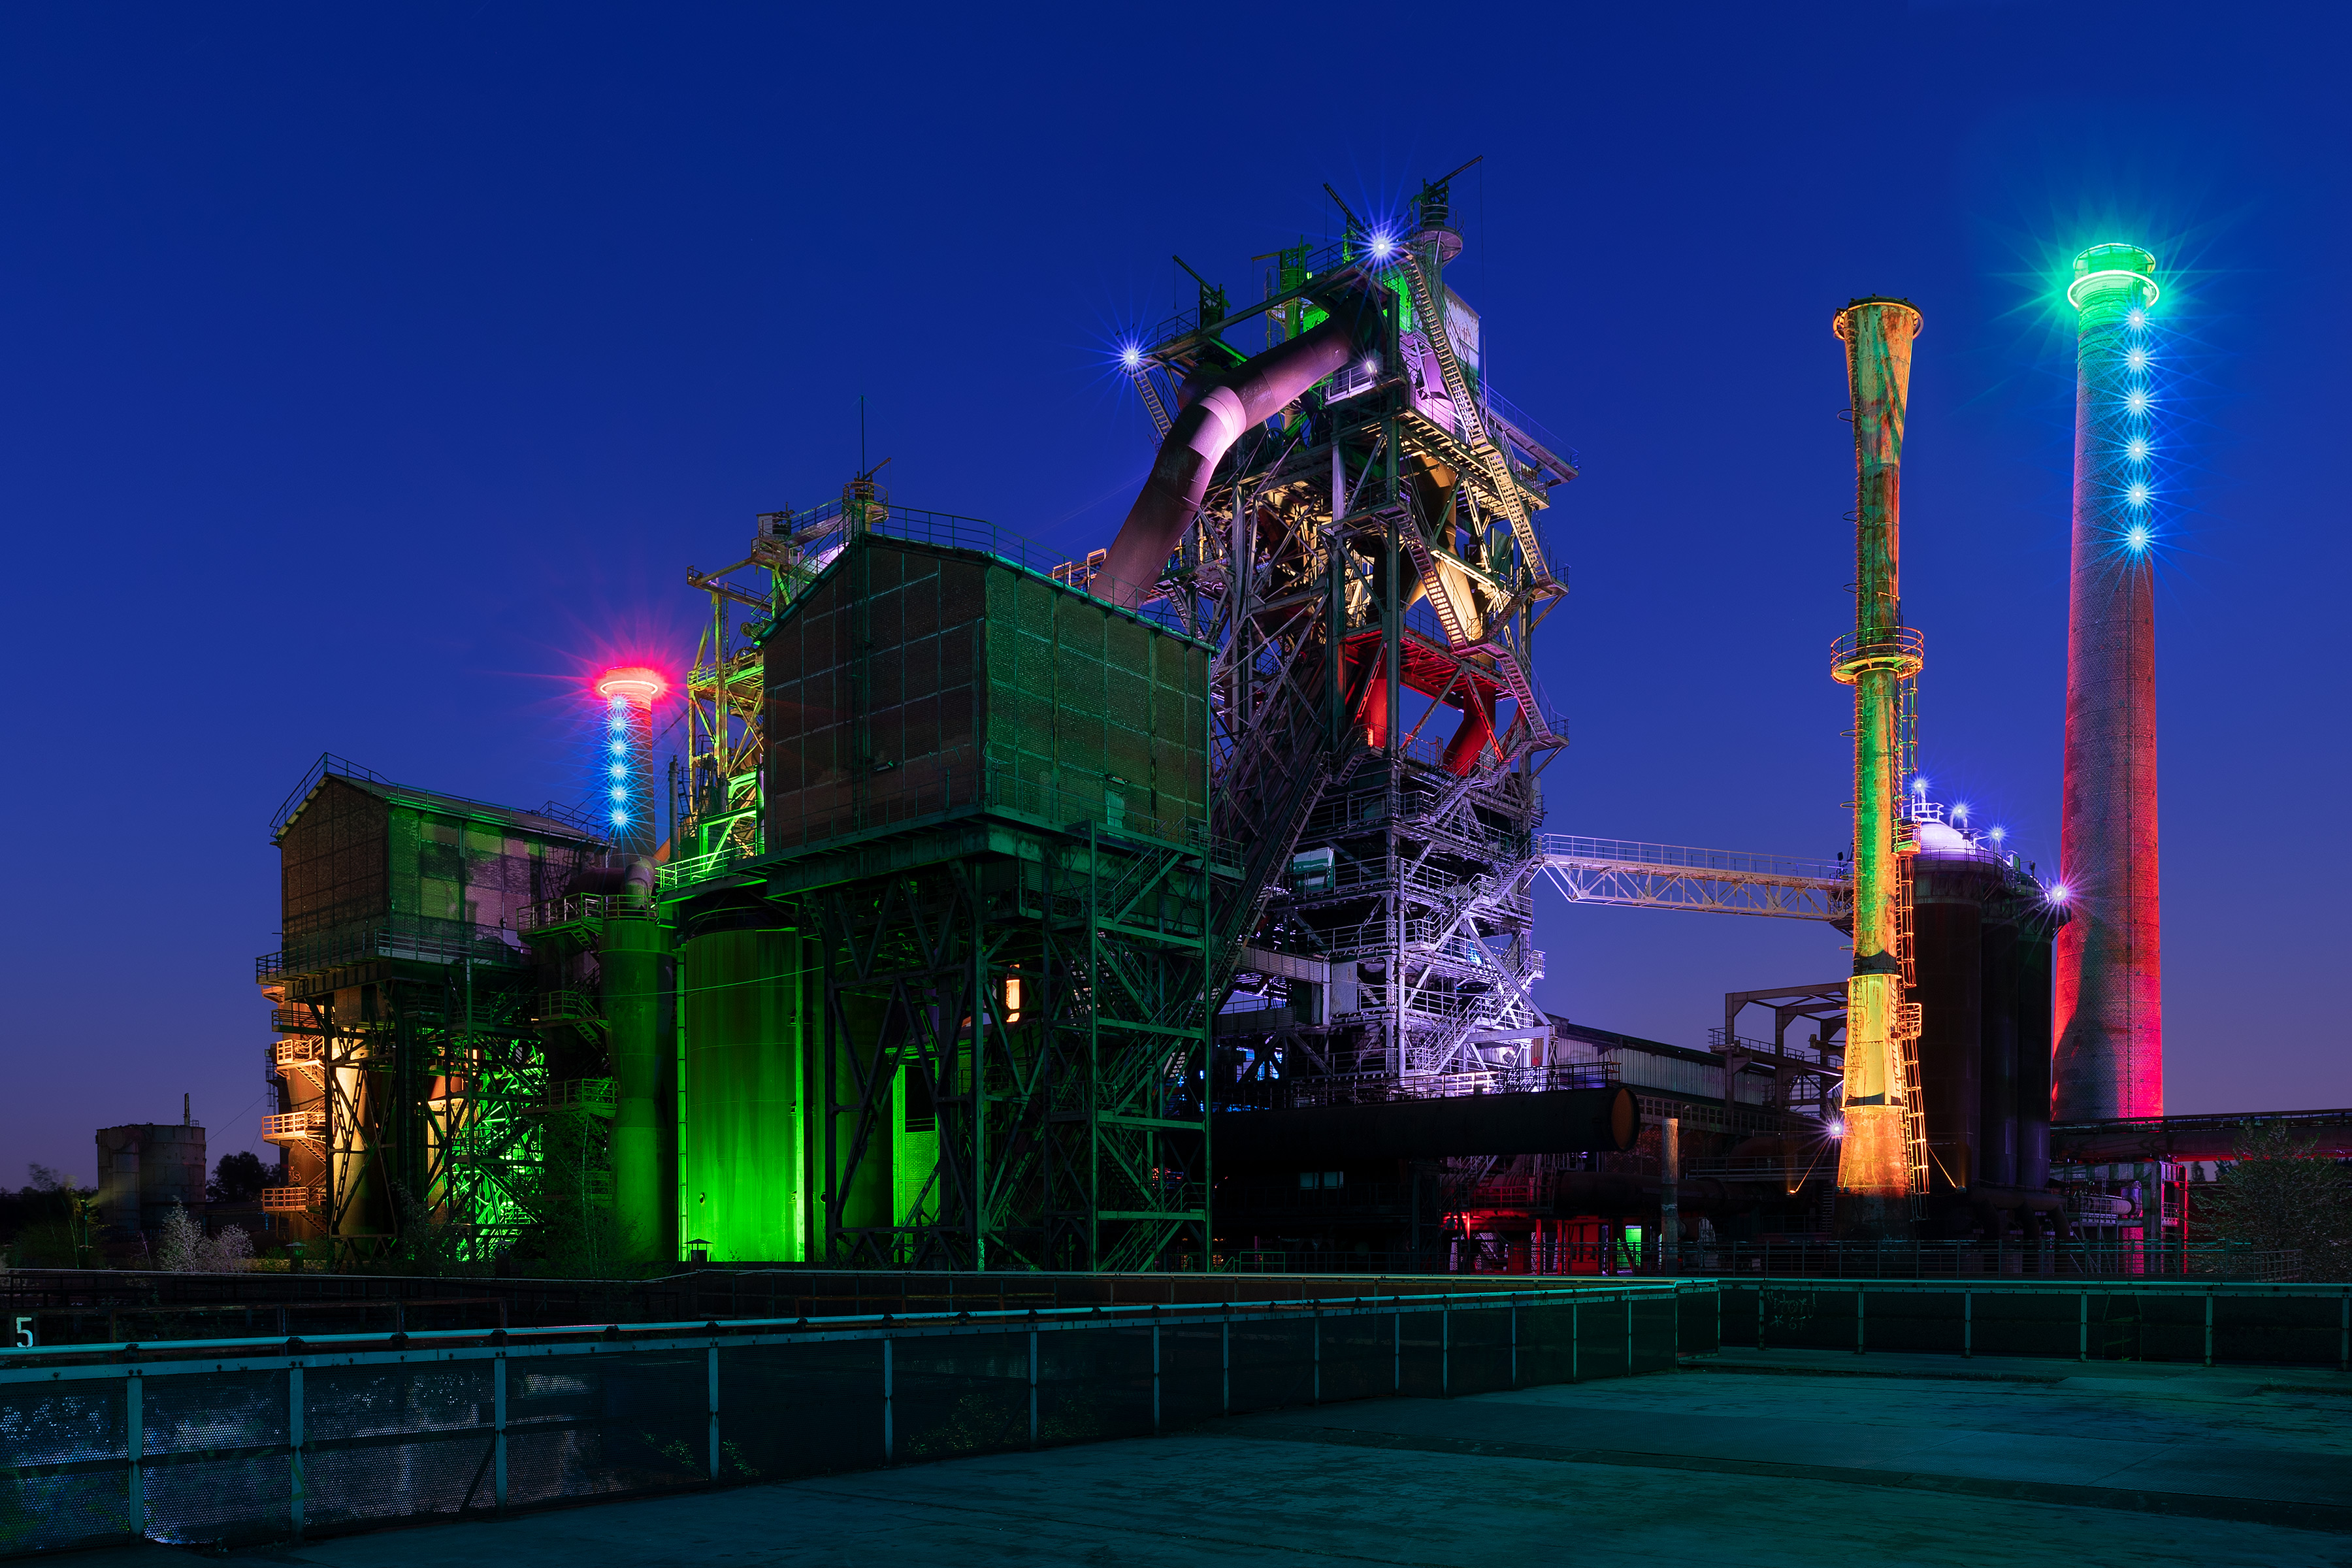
[2054,245,2163,1120]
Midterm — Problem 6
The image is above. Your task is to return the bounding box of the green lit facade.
[666,528,1217,1269]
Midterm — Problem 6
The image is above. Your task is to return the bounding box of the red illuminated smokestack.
[2053,244,2162,1120]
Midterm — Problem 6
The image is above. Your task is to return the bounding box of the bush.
[2199,1123,2352,1280]
[155,1201,255,1273]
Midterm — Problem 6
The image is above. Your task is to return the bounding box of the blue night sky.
[3,5,2345,1181]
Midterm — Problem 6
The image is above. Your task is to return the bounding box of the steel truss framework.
[266,960,567,1264]
[1536,837,1853,921]
[800,824,1214,1271]
[1115,183,1584,1106]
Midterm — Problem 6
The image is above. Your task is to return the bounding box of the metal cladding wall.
[744,531,1215,1269]
[1978,911,2020,1188]
[278,777,390,937]
[2055,246,2163,1120]
[680,917,806,1262]
[762,537,1209,855]
[2015,920,2055,1191]
[1912,856,2000,1195]
[1904,855,2063,1228]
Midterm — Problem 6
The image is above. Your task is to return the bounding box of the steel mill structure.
[2054,243,2164,1121]
[1827,298,1929,1237]
[246,180,2151,1271]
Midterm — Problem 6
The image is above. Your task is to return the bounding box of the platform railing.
[0,1279,1699,1555]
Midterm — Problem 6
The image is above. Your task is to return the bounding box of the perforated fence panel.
[1722,1281,2352,1367]
[1,1284,1700,1557]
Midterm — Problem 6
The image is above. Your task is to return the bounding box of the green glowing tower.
[1831,298,1926,1237]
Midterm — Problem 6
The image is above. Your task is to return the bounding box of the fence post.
[1757,1284,1767,1352]
[288,1364,305,1541]
[1624,1293,1633,1374]
[2078,1291,2089,1363]
[1029,1316,1041,1446]
[1963,1290,1972,1358]
[1571,1299,1580,1383]
[1441,1300,1450,1397]
[125,1371,143,1541]
[1509,1297,1518,1386]
[1310,1307,1320,1405]
[2342,1290,2349,1375]
[1222,1310,1232,1414]
[707,1343,721,1480]
[1152,1315,1163,1435]
[1392,1307,1400,1394]
[493,1353,508,1512]
[2204,1290,2215,1369]
[1855,1289,1865,1356]
[881,1337,894,1462]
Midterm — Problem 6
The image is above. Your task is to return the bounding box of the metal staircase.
[1399,253,1552,585]
[1132,368,1172,439]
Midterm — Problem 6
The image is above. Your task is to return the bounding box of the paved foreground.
[69,1351,2352,1567]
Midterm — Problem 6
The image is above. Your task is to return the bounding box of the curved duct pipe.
[1098,292,1381,610]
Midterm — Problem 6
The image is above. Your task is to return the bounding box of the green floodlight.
[2068,242,2161,313]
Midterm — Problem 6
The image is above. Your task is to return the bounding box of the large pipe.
[604,879,670,1266]
[1098,293,1381,609]
[1831,298,1924,1239]
[1213,1085,1639,1164]
[2054,244,2164,1120]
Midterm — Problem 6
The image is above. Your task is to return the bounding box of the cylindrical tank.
[2054,242,2163,1120]
[681,908,804,1262]
[1978,907,2020,1188]
[2016,914,2056,1190]
[1911,832,1998,1204]
[95,1124,207,1234]
[602,908,672,1264]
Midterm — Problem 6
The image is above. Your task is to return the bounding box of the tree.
[3,1165,97,1267]
[155,1201,255,1273]
[206,1151,274,1205]
[2198,1122,2352,1279]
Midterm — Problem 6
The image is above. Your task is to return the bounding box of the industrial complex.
[240,179,2225,1277]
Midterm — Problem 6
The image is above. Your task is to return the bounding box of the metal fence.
[0,1282,1703,1556]
[1708,1239,2303,1281]
[1720,1279,2352,1368]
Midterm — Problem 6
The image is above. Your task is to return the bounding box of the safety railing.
[528,990,601,1029]
[270,1039,323,1071]
[513,893,652,933]
[259,1186,325,1214]
[257,915,532,985]
[0,1281,1705,1555]
[259,1111,325,1144]
[534,1079,617,1117]
[1722,1277,2350,1367]
[1828,626,1926,684]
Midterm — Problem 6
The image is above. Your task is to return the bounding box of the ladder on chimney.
[1892,851,1928,1212]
